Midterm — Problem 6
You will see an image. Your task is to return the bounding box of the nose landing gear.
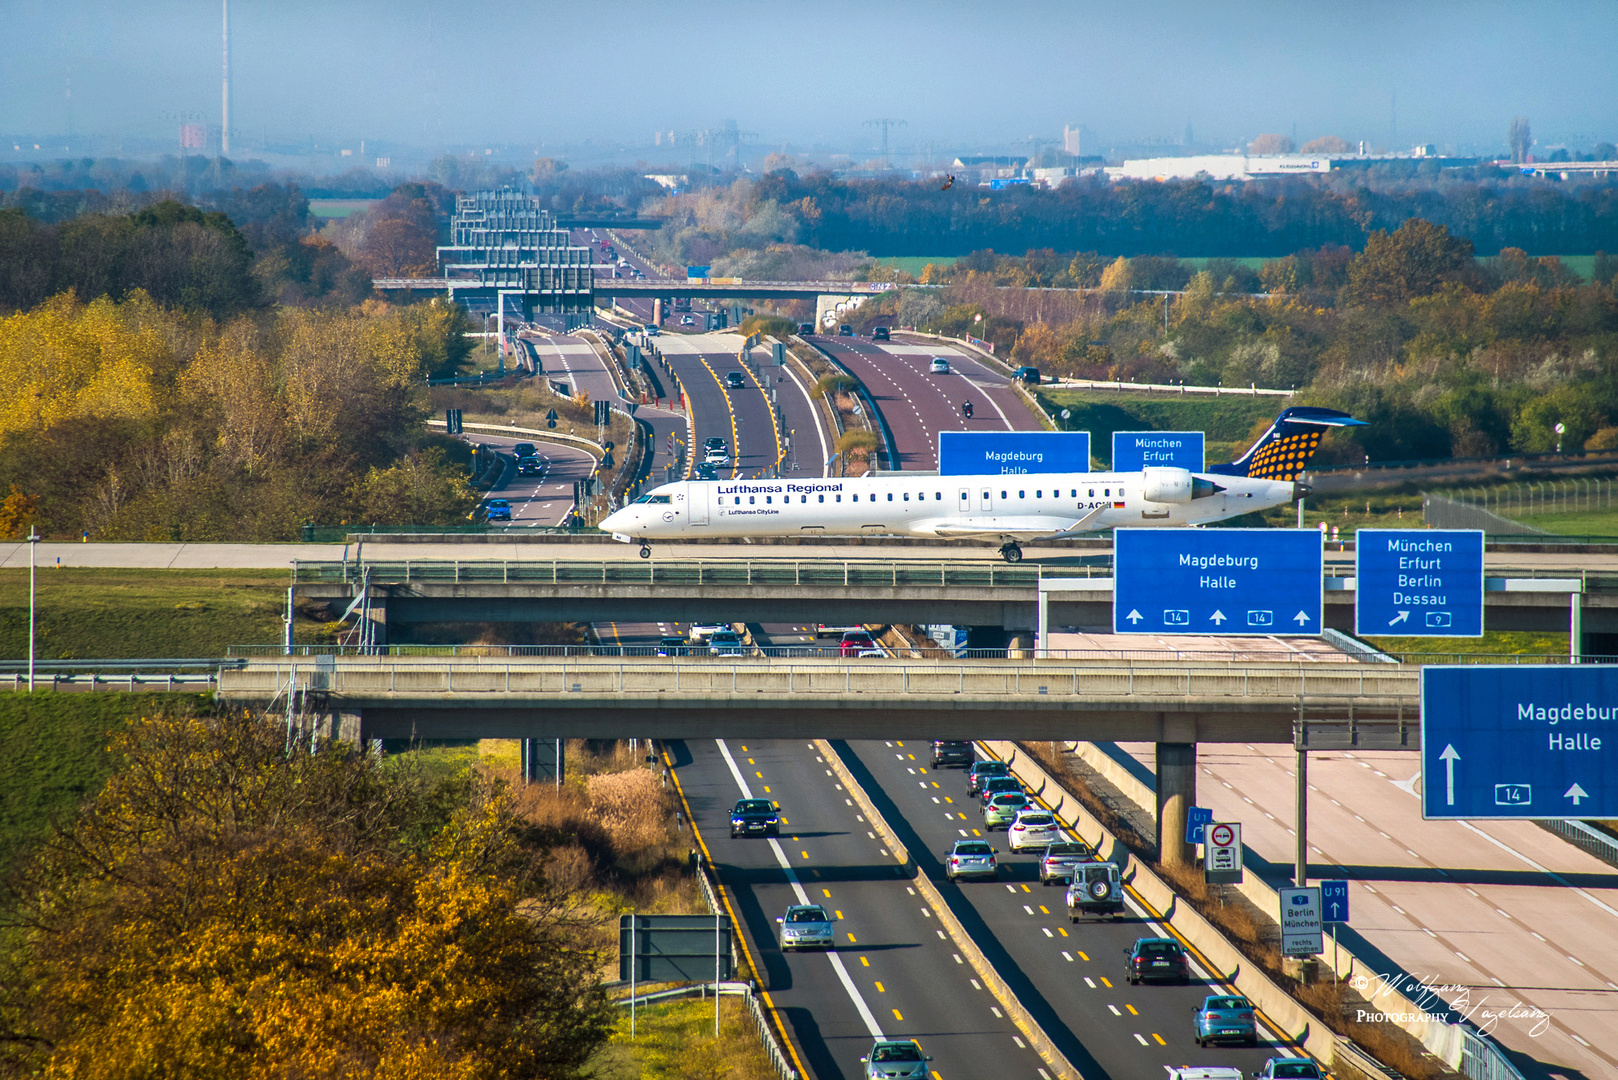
[999,542,1023,564]
[639,545,652,559]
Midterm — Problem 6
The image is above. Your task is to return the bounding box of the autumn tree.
[1299,136,1352,154]
[0,710,615,1080]
[1343,219,1475,305]
[1247,133,1295,155]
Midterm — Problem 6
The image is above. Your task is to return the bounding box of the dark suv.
[977,775,1023,805]
[871,326,890,341]
[930,740,973,768]
[966,759,1011,796]
[1125,937,1189,984]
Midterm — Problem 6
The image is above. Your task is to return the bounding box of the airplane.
[600,406,1365,562]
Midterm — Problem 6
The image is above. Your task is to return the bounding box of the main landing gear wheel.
[999,543,1023,564]
[639,545,652,559]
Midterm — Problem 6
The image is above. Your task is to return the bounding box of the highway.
[657,332,784,480]
[1104,739,1618,1077]
[671,735,1055,1080]
[467,431,597,527]
[815,336,1039,469]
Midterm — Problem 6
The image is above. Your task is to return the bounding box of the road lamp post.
[27,527,39,691]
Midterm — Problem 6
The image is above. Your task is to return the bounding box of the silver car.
[776,904,835,950]
[709,630,746,657]
[862,1039,931,1080]
[944,839,998,881]
[1038,840,1094,885]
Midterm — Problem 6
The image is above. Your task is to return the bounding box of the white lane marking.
[1107,1004,1121,1016]
[714,739,884,1038]
[1133,1033,1148,1046]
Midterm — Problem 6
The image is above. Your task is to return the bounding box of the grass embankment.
[587,997,778,1079]
[1364,629,1569,660]
[0,568,330,660]
[0,691,216,872]
[1505,508,1618,535]
[1036,389,1280,465]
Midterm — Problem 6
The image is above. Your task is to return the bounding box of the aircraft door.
[688,482,709,526]
[958,487,974,515]
[980,487,994,511]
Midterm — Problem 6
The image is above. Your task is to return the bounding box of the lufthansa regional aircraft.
[600,407,1364,562]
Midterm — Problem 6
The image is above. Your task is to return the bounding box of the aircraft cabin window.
[802,495,808,503]
[1036,490,1043,498]
[836,495,841,503]
[903,493,910,502]
[1018,490,1025,499]
[766,496,772,504]
[887,493,894,502]
[1088,489,1095,497]
[1000,491,1007,499]
[818,494,824,503]
[749,496,755,504]
[717,497,724,505]
[960,492,968,500]
[1071,489,1077,497]
[936,492,942,500]
[1104,488,1110,497]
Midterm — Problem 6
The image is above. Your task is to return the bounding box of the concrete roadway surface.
[670,736,1049,1080]
[814,337,1039,470]
[466,432,598,528]
[656,333,784,481]
[1107,738,1618,1078]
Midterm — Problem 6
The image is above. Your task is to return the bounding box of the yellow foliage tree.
[1,711,614,1080]
[1099,256,1134,294]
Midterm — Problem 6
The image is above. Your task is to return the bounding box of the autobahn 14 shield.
[1113,528,1323,636]
[1422,665,1618,820]
[1355,529,1484,637]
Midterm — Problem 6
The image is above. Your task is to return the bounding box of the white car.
[1007,809,1062,852]
[929,357,950,373]
[704,449,732,467]
[688,623,725,644]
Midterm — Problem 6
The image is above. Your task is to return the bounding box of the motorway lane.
[470,433,597,527]
[816,339,1040,471]
[1115,740,1618,1077]
[522,333,622,405]
[671,737,1050,1080]
[660,334,782,480]
[746,340,829,480]
[837,739,1298,1077]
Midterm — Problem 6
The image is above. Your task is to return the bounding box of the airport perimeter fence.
[1421,493,1549,535]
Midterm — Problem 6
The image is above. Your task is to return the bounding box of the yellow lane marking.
[972,829,981,836]
[1126,1004,1138,1015]
[944,796,953,803]
[836,911,844,920]
[1021,884,1031,893]
[763,786,771,793]
[875,981,885,992]
[823,888,832,897]
[1077,950,1089,960]
[1039,905,1049,914]
[860,956,870,967]
[892,1009,904,1021]
[1058,927,1068,937]
[1152,1034,1167,1046]
[1100,976,1112,987]
[694,354,743,480]
[848,933,858,943]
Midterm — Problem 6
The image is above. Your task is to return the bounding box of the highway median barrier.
[982,739,1490,1079]
[814,738,1083,1080]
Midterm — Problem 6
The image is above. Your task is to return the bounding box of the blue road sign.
[1113,528,1324,636]
[1186,805,1214,844]
[939,431,1090,476]
[1320,880,1349,923]
[1422,665,1618,820]
[1112,431,1205,472]
[1356,529,1484,637]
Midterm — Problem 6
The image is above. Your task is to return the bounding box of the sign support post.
[1295,742,1308,887]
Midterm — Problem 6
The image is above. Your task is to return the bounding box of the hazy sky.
[5,0,1615,157]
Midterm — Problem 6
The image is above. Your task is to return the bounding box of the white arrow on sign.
[1388,611,1410,626]
[1293,610,1311,625]
[1209,610,1227,625]
[1566,783,1589,806]
[1126,609,1143,624]
[1439,744,1460,806]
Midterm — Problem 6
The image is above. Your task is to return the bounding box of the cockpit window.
[633,494,671,504]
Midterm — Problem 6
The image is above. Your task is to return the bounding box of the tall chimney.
[221,0,231,157]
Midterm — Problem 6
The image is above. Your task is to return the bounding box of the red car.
[840,630,877,656]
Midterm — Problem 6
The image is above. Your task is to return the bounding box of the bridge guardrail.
[220,657,1421,704]
[292,558,1112,588]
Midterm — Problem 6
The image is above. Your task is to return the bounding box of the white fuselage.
[600,468,1298,542]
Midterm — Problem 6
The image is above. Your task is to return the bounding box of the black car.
[977,775,1023,805]
[656,636,688,657]
[725,371,747,388]
[871,326,890,341]
[516,457,541,476]
[797,322,815,336]
[730,798,780,838]
[838,324,855,336]
[966,759,1011,796]
[694,462,719,480]
[1125,937,1190,984]
[513,442,537,458]
[1011,366,1040,384]
[930,740,973,768]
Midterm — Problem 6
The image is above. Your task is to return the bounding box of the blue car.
[484,499,511,522]
[1193,994,1257,1047]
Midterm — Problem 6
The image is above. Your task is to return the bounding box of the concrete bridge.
[293,557,1597,642]
[217,654,1418,746]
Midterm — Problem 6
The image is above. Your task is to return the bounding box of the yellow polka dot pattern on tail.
[1246,430,1321,481]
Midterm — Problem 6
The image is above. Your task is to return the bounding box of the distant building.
[1109,151,1478,183]
[952,155,1029,180]
[643,174,687,189]
[1063,125,1083,156]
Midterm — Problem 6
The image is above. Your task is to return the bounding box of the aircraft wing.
[925,505,1110,541]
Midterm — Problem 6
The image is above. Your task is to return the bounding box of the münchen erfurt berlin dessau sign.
[1114,528,1323,635]
[1422,666,1618,820]
[1356,529,1483,637]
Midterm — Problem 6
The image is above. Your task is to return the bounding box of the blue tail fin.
[1207,407,1365,481]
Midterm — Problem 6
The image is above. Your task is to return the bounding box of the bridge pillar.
[1006,632,1034,659]
[652,298,663,326]
[1156,742,1197,867]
